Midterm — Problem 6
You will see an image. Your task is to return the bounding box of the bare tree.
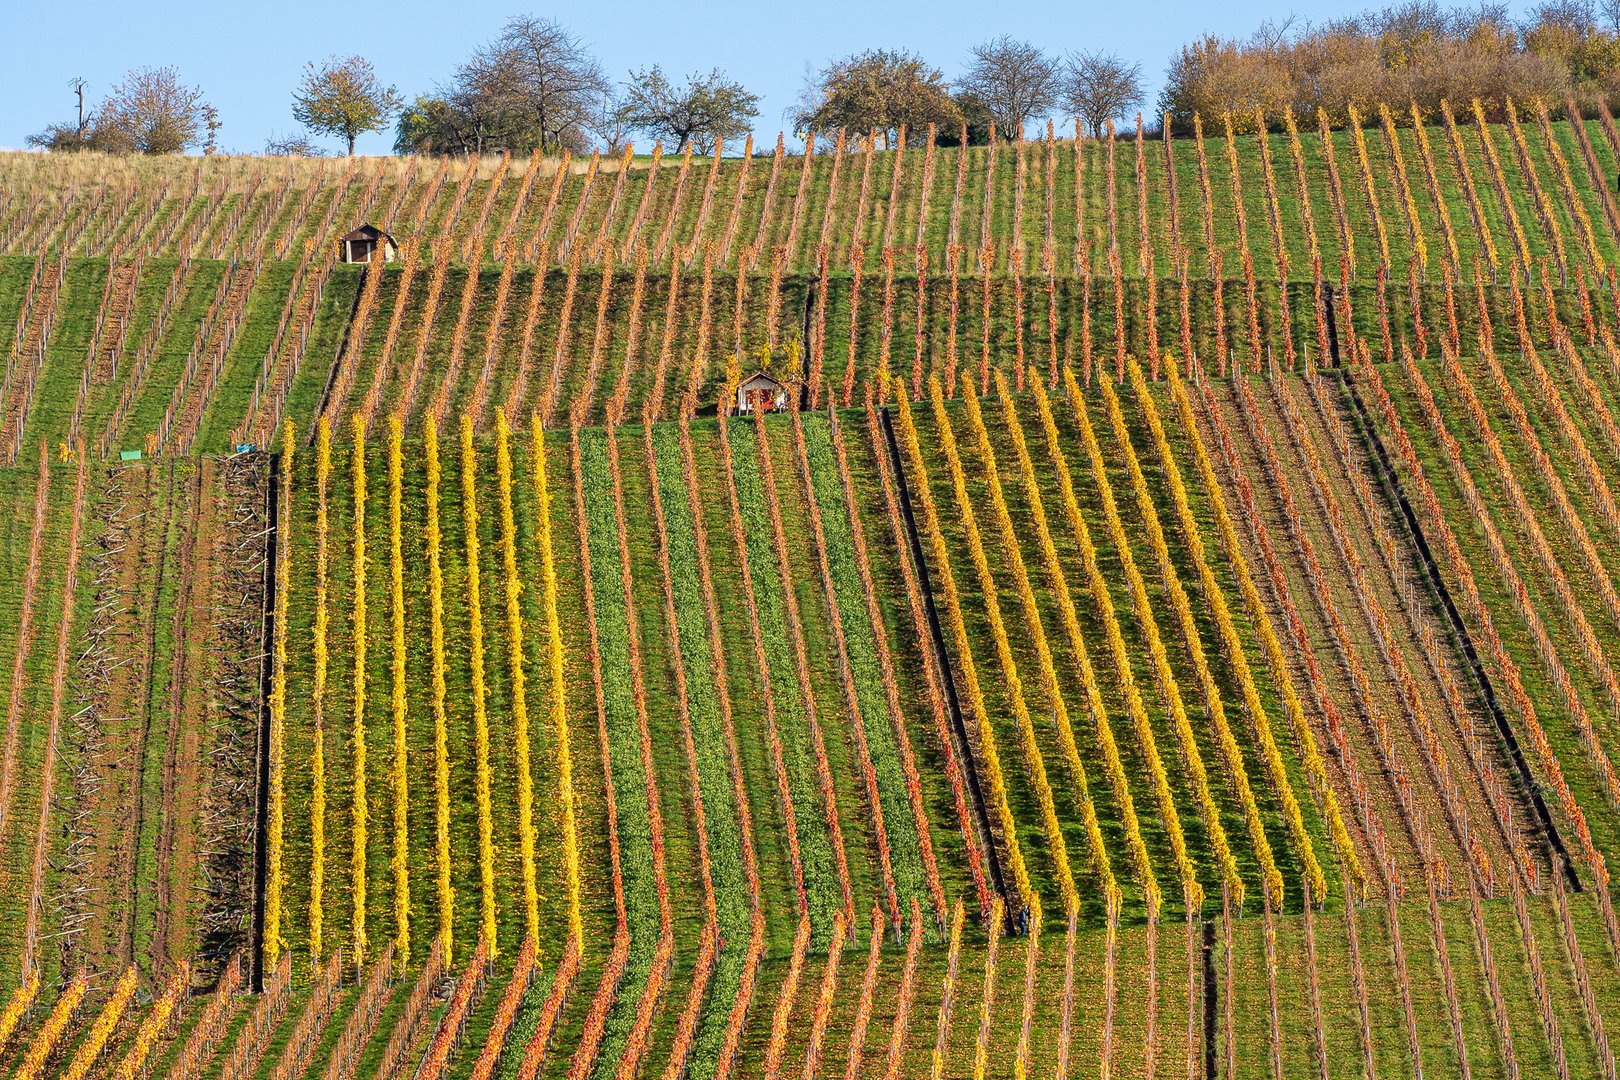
[958,36,1061,136]
[590,89,632,153]
[1063,50,1144,136]
[265,132,325,156]
[618,66,759,153]
[493,15,611,151]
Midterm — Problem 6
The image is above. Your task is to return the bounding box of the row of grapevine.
[1157,359,1361,889]
[929,900,966,1080]
[350,415,371,965]
[603,417,676,1078]
[168,954,244,1080]
[57,966,135,1080]
[749,409,861,923]
[644,418,760,1072]
[269,948,344,1080]
[1380,340,1620,931]
[18,452,87,974]
[1472,100,1535,272]
[800,911,849,1077]
[715,413,842,925]
[572,421,671,1077]
[786,409,916,923]
[971,901,1005,1080]
[384,416,411,961]
[110,963,189,1080]
[1129,358,1343,896]
[1066,368,1238,907]
[218,953,293,1080]
[1223,369,1517,1073]
[818,412,949,926]
[761,913,814,1079]
[841,903,888,1078]
[1296,353,1536,887]
[468,936,537,1080]
[888,388,1033,915]
[417,937,492,1079]
[372,937,446,1080]
[0,447,50,845]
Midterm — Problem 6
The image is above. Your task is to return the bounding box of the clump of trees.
[396,15,611,154]
[1162,0,1620,132]
[395,17,760,156]
[28,66,218,154]
[792,40,1144,146]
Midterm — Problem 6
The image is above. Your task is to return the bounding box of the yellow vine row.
[387,415,410,963]
[1067,368,1241,907]
[265,420,293,964]
[496,411,539,941]
[531,413,582,951]
[311,419,330,961]
[425,420,453,962]
[350,414,369,967]
[958,379,1112,917]
[461,416,498,955]
[994,370,1153,911]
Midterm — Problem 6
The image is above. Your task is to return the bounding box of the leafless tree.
[619,66,759,153]
[265,132,324,156]
[492,15,611,151]
[590,89,632,153]
[1063,50,1144,136]
[958,35,1061,136]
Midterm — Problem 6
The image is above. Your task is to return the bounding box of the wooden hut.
[338,224,398,264]
[736,371,788,414]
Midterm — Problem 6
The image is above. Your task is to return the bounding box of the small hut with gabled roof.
[338,224,398,264]
[736,371,788,415]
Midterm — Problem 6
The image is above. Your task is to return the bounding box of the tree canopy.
[958,36,1061,137]
[617,66,759,153]
[292,55,402,155]
[1063,51,1145,137]
[794,49,960,148]
[395,15,610,155]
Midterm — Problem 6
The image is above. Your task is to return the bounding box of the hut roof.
[340,223,395,245]
[739,370,783,390]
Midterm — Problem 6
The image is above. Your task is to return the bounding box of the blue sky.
[2,0,1537,154]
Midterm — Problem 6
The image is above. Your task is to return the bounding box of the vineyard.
[8,102,1620,1078]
